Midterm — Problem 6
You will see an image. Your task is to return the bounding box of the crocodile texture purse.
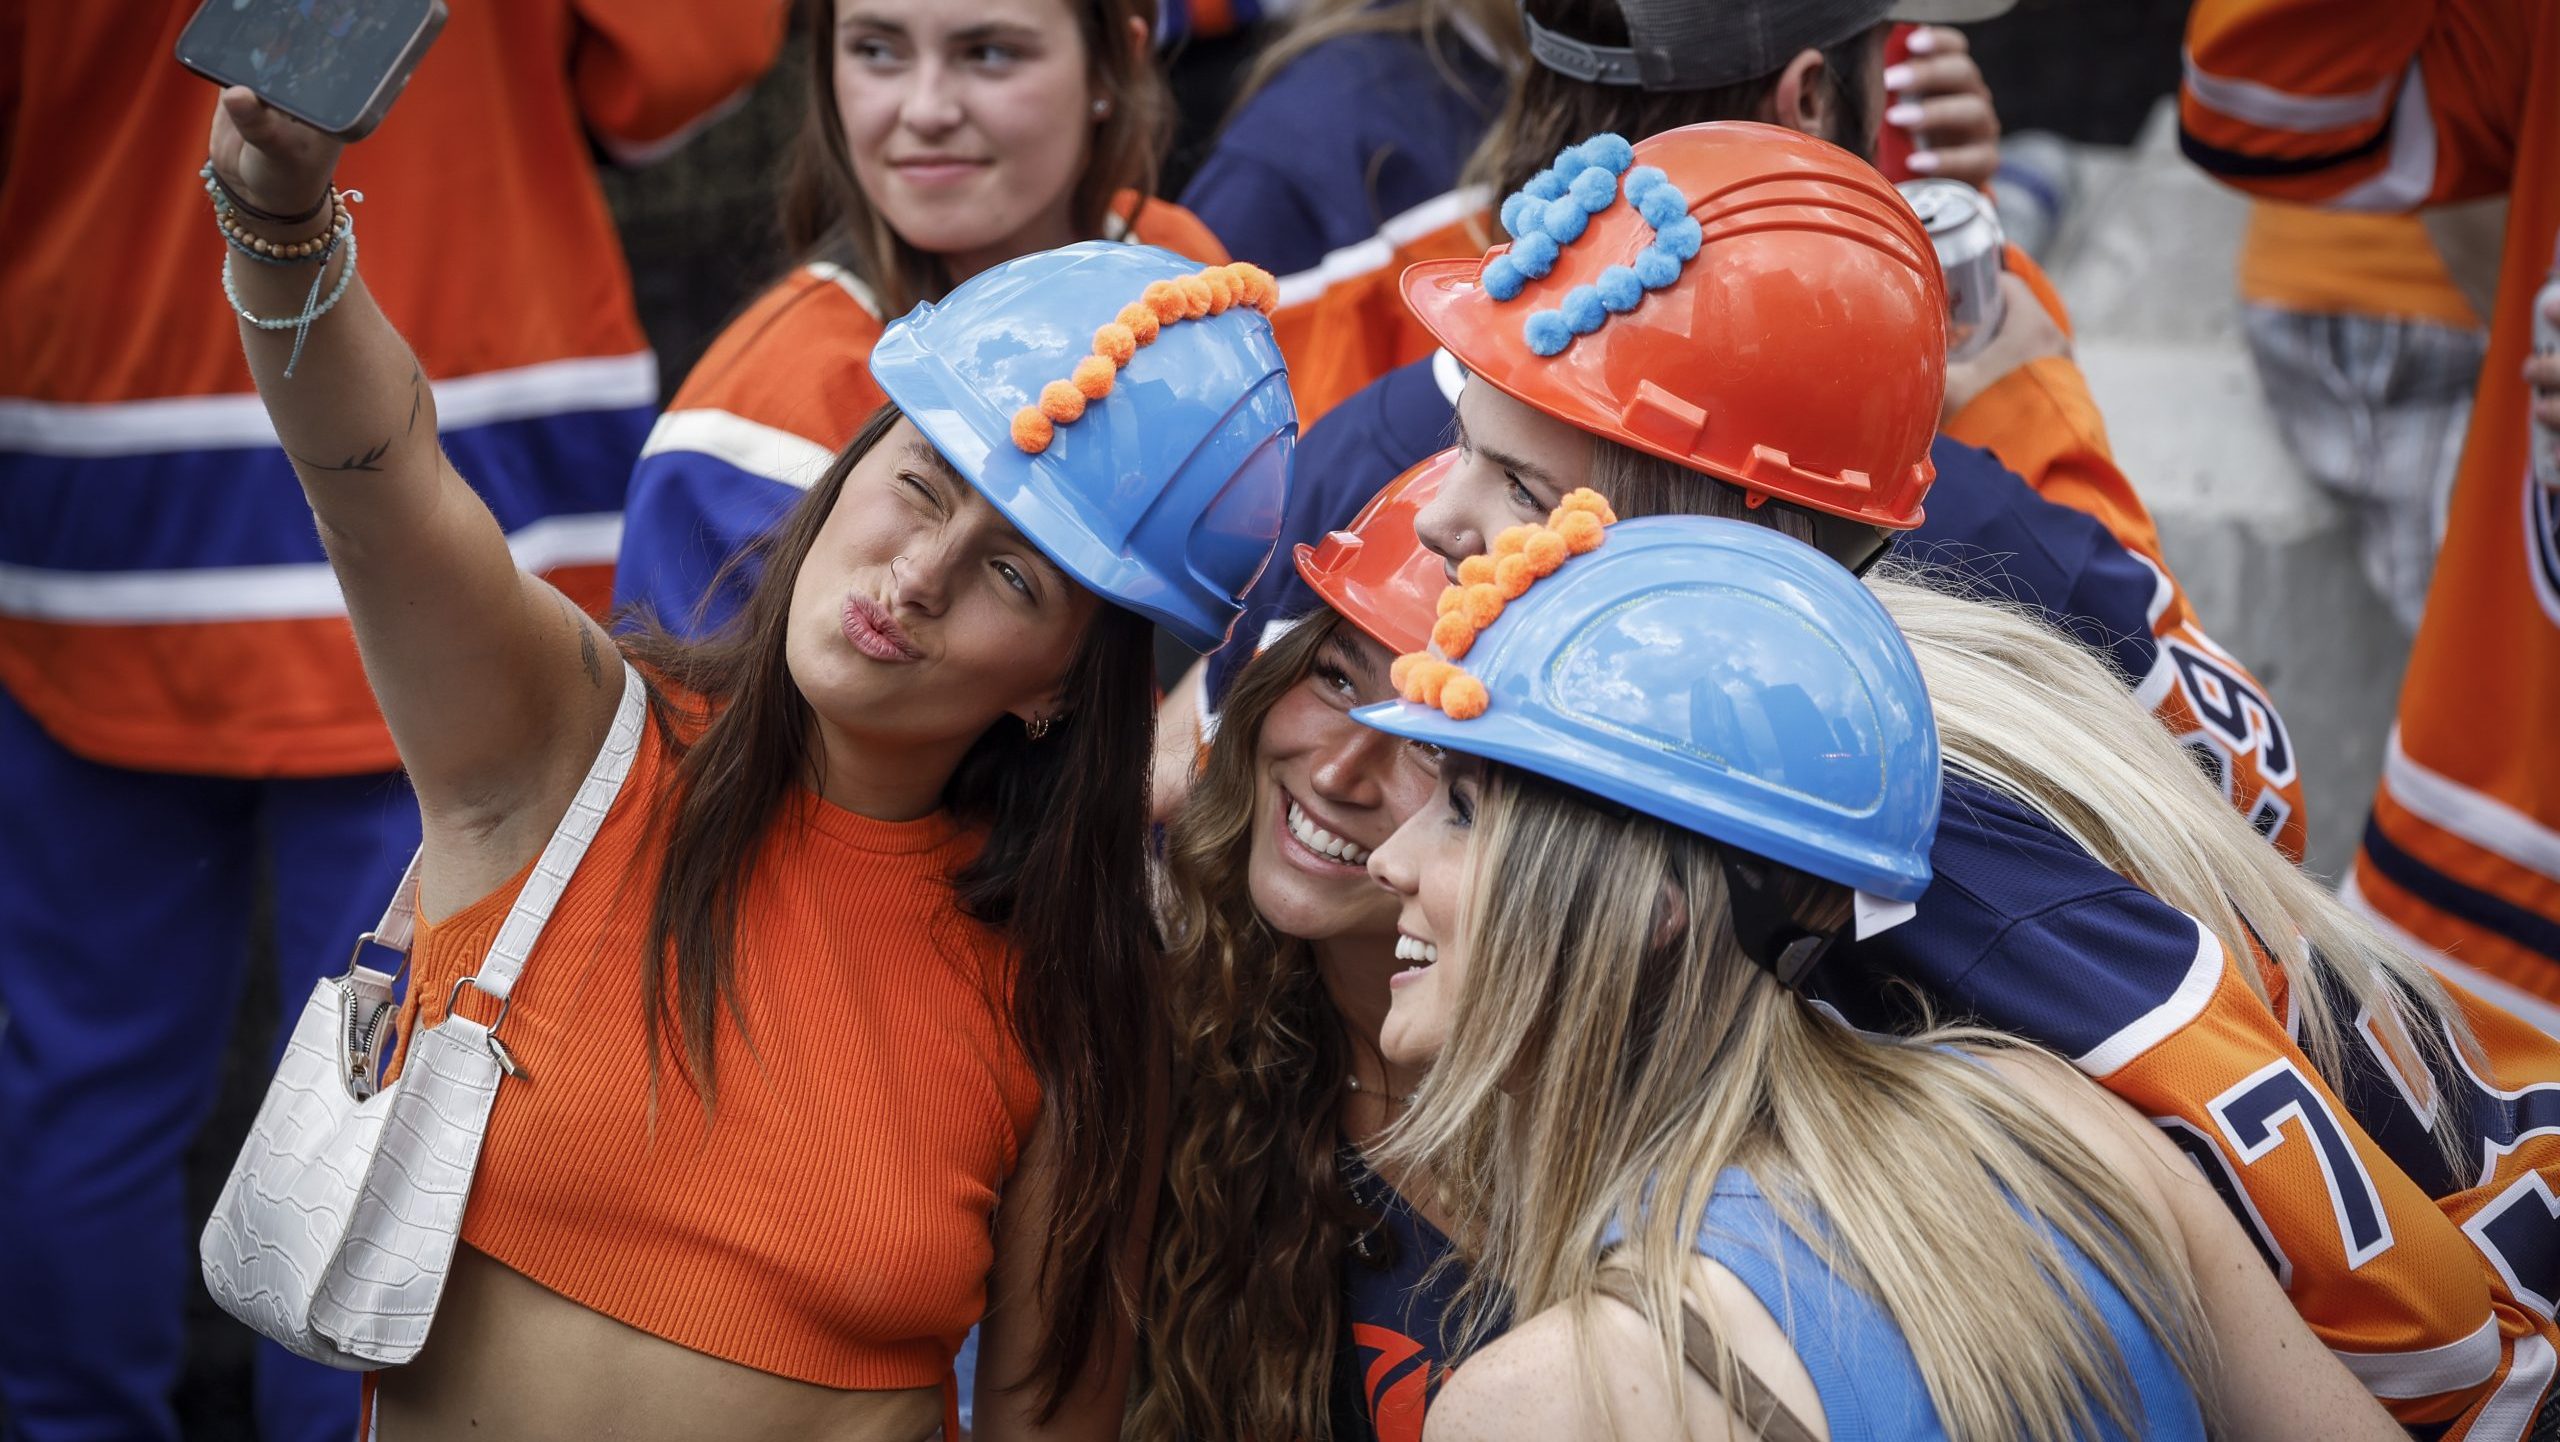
[199,662,644,1368]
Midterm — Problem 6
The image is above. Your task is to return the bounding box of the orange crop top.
[384,702,1041,1389]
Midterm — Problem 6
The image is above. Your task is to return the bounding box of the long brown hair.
[1461,0,1882,203]
[1133,611,1377,1442]
[779,0,1174,320]
[619,404,1162,1415]
[1233,0,1523,118]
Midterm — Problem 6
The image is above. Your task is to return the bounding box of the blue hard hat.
[867,241,1298,652]
[1353,517,1940,902]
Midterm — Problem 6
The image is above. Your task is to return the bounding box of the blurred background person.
[0,4,782,1440]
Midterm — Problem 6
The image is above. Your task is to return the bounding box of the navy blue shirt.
[1181,28,1506,279]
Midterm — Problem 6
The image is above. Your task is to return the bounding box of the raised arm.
[210,89,619,904]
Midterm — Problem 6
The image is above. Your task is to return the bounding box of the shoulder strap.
[362,662,649,996]
[1589,1266,1823,1442]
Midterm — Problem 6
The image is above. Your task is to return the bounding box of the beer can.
[1899,178,2007,362]
[2535,270,2560,489]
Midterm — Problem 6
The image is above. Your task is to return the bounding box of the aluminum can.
[1898,178,2007,362]
[2535,269,2560,489]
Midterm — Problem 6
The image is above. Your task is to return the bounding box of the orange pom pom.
[1118,301,1160,345]
[1229,263,1277,312]
[1554,488,1618,525]
[1414,661,1452,706]
[1556,510,1604,554]
[1178,275,1216,316]
[1431,611,1476,660]
[1200,267,1237,313]
[1456,554,1496,587]
[1523,529,1569,574]
[1440,674,1489,721]
[1435,586,1466,617]
[1093,322,1137,365]
[1495,553,1535,598]
[1390,651,1424,694]
[1144,280,1186,322]
[1462,583,1505,629]
[1011,406,1054,453]
[1040,379,1087,424]
[1492,525,1533,558]
[1072,355,1117,400]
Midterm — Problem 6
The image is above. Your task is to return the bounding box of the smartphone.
[175,0,447,141]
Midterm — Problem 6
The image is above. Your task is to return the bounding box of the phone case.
[175,0,448,142]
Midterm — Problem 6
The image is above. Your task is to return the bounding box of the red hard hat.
[1401,121,1944,530]
[1293,449,1455,656]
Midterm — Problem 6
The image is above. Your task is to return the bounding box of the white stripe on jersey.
[640,407,837,490]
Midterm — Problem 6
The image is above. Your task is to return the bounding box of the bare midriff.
[372,1248,945,1442]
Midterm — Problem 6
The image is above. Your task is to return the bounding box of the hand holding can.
[1900,178,2008,362]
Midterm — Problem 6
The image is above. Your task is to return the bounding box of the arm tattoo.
[561,596,605,689]
[286,366,424,475]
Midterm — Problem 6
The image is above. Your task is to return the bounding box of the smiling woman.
[196,63,1293,1437]
[616,0,1229,640]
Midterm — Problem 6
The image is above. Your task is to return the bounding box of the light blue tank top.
[1676,1170,2206,1442]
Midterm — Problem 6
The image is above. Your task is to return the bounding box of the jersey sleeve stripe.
[2360,818,2560,972]
[639,408,838,490]
[2470,1334,2557,1442]
[2182,53,2398,132]
[0,352,658,459]
[0,513,619,624]
[2177,125,2393,180]
[1271,186,1490,309]
[2384,727,2560,887]
[2071,913,2224,1076]
[2332,1314,2506,1400]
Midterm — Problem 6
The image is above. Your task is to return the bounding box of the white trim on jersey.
[2339,872,2560,1041]
[2070,911,2223,1077]
[639,407,836,490]
[2382,725,2560,888]
[2331,62,2440,213]
[0,513,621,624]
[0,352,658,458]
[807,261,884,320]
[1272,187,1491,311]
[2333,1314,2506,1401]
[2469,1332,2556,1442]
[2180,51,2397,132]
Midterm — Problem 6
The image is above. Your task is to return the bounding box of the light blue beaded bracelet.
[222,211,358,379]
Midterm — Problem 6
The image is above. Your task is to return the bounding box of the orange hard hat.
[1401,121,1945,530]
[1293,449,1455,657]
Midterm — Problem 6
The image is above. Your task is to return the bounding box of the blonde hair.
[1379,766,2214,1441]
[1866,569,2476,1174]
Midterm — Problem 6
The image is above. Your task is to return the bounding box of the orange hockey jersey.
[612,200,1227,635]
[0,0,783,777]
[2182,1,2560,1005]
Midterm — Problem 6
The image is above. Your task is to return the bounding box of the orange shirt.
[2239,204,2480,327]
[387,698,1039,1388]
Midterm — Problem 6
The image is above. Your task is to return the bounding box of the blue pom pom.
[1542,196,1590,245]
[1568,165,1617,213]
[1523,310,1572,356]
[1481,254,1526,302]
[1551,145,1591,180]
[1524,169,1568,202]
[1623,165,1668,202]
[1634,245,1682,290]
[1636,183,1687,229]
[1499,191,1537,240]
[1580,133,1635,175]
[1596,265,1644,313]
[1656,215,1704,261]
[1561,284,1607,335]
[1512,230,1560,279]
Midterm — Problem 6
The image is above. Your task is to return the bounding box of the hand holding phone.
[208,84,344,230]
[176,0,446,141]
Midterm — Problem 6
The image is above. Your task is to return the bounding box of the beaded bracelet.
[221,206,359,379]
[203,161,332,227]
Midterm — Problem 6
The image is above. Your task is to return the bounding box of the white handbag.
[199,662,646,1369]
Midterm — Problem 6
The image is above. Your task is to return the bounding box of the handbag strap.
[364,661,649,1003]
[1589,1264,1823,1442]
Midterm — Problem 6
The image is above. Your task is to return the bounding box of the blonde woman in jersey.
[617,0,1228,635]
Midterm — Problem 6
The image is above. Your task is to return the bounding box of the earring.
[1091,97,1111,119]
[1025,714,1054,741]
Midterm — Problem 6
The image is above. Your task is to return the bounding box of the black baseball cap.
[1524,0,2019,92]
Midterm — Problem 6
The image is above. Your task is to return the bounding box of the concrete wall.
[2044,104,2414,878]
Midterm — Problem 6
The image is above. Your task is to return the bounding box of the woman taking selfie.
[616,0,1227,635]
[200,78,1293,1442]
[1354,513,2402,1442]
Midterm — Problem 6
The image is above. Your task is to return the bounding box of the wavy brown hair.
[619,404,1161,1416]
[780,0,1175,319]
[1132,611,1378,1442]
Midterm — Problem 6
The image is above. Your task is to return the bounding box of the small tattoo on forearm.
[562,597,605,688]
[288,436,393,473]
[405,363,424,435]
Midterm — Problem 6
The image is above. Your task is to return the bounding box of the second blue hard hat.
[868,241,1298,653]
[1353,515,1941,903]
